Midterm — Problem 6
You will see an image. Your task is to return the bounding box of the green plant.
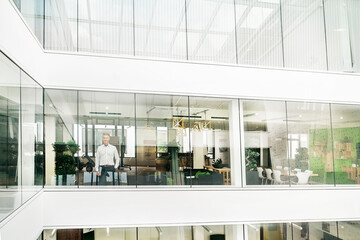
[295,147,309,170]
[52,142,67,154]
[212,158,224,168]
[55,154,76,175]
[245,148,260,171]
[67,140,80,156]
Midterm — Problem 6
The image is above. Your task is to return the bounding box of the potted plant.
[295,147,309,171]
[53,141,78,185]
[245,148,260,185]
[212,158,224,168]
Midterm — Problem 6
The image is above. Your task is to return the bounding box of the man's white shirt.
[95,144,120,171]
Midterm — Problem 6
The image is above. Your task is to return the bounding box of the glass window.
[44,0,77,51]
[242,100,289,186]
[330,104,360,185]
[78,0,134,55]
[245,223,291,240]
[44,89,78,186]
[138,226,192,240]
[189,97,239,186]
[346,0,360,73]
[0,52,21,222]
[292,221,338,240]
[186,0,237,63]
[134,0,187,60]
[286,102,334,185]
[338,221,360,240]
[281,0,327,70]
[136,94,190,186]
[20,71,44,203]
[16,0,44,46]
[323,0,353,72]
[235,0,283,67]
[78,91,135,186]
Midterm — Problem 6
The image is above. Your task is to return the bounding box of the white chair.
[304,170,314,184]
[294,168,302,172]
[283,167,289,171]
[257,167,266,185]
[273,170,286,185]
[265,169,274,184]
[275,166,283,170]
[295,172,311,185]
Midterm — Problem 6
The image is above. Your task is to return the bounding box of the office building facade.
[1,0,360,239]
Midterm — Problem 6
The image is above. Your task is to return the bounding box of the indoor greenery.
[245,148,260,171]
[212,158,224,168]
[53,140,79,184]
[295,147,309,171]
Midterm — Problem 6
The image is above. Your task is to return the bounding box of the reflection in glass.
[134,0,187,59]
[136,94,190,186]
[189,97,238,186]
[44,227,137,239]
[235,0,283,67]
[286,102,333,185]
[0,53,21,222]
[292,221,338,240]
[245,223,291,240]
[346,0,360,73]
[138,226,192,240]
[186,0,237,63]
[338,221,360,240]
[44,0,77,51]
[242,100,289,186]
[78,0,134,55]
[330,104,360,185]
[323,0,353,72]
[78,91,135,186]
[20,71,44,202]
[14,0,44,46]
[281,0,327,70]
[45,89,78,186]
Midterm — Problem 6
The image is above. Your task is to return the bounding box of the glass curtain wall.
[243,100,335,187]
[186,0,237,63]
[235,0,283,67]
[78,91,135,186]
[189,97,239,186]
[13,0,44,46]
[242,100,289,186]
[286,102,333,185]
[0,51,44,223]
[42,89,360,188]
[45,89,78,186]
[330,104,360,185]
[42,222,360,240]
[281,0,327,70]
[14,0,360,73]
[78,0,134,55]
[134,0,187,60]
[20,71,44,202]
[136,94,190,186]
[44,0,77,51]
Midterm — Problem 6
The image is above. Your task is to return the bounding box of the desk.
[280,170,318,177]
[203,165,231,185]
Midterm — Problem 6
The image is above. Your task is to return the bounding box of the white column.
[45,116,56,185]
[229,99,242,187]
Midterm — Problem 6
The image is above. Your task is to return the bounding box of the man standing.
[95,133,120,185]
